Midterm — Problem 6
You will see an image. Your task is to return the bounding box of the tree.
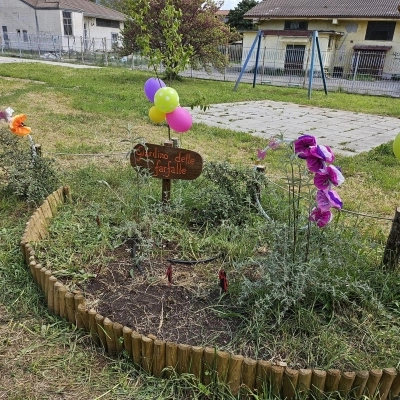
[227,0,259,31]
[121,0,238,78]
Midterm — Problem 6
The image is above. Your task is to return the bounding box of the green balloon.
[393,132,400,160]
[154,87,179,113]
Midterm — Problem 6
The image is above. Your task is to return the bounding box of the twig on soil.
[158,300,164,334]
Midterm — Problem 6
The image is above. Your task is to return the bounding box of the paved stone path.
[190,99,400,156]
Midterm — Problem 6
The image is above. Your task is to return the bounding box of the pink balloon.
[166,107,192,133]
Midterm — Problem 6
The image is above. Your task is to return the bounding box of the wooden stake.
[89,309,100,346]
[324,369,340,393]
[256,360,272,396]
[242,358,257,393]
[39,266,47,292]
[34,264,42,289]
[77,304,89,332]
[202,347,216,385]
[44,270,52,300]
[177,344,191,375]
[216,350,230,384]
[338,371,356,397]
[165,341,178,377]
[53,282,62,316]
[390,372,400,398]
[29,260,36,282]
[153,339,166,378]
[352,370,369,398]
[47,276,57,313]
[113,322,124,354]
[365,369,383,399]
[65,291,75,324]
[74,294,85,329]
[122,326,133,356]
[271,365,284,398]
[58,286,67,319]
[190,346,203,381]
[95,314,107,349]
[297,368,312,394]
[282,368,299,400]
[311,369,326,400]
[162,141,173,203]
[378,367,397,400]
[227,354,243,396]
[103,317,116,355]
[141,336,154,373]
[131,331,142,367]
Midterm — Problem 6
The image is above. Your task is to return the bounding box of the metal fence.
[2,32,400,97]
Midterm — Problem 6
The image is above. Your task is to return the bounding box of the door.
[284,45,306,75]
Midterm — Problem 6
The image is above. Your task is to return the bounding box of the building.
[241,0,400,79]
[0,0,126,53]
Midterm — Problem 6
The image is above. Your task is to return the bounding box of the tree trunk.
[382,207,400,270]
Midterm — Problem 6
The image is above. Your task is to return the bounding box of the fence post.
[382,207,400,270]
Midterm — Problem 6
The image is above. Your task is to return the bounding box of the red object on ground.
[166,265,173,285]
[218,269,228,293]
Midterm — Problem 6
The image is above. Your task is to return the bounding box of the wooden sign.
[130,143,203,180]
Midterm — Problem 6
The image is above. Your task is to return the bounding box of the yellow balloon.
[393,132,400,160]
[148,106,166,124]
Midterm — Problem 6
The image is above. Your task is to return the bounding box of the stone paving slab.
[190,100,400,156]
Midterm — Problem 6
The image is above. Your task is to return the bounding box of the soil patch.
[82,243,242,350]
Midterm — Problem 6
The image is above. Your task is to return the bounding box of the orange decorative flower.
[10,114,31,137]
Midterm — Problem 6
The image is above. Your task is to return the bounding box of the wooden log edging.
[19,186,400,399]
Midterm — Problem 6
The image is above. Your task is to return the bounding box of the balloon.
[154,87,179,113]
[148,106,166,124]
[144,78,166,103]
[393,132,400,160]
[166,106,193,133]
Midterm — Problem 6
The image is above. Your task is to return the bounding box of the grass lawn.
[1,62,400,399]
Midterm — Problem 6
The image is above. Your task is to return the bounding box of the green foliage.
[0,126,59,205]
[227,0,259,31]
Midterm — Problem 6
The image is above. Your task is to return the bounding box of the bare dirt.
[82,241,242,351]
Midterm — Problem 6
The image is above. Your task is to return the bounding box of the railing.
[2,32,400,97]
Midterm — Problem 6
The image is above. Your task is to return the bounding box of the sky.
[222,0,240,10]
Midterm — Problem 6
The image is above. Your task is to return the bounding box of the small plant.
[0,108,59,205]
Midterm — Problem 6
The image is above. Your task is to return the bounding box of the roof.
[22,0,126,21]
[244,0,400,20]
[216,9,230,16]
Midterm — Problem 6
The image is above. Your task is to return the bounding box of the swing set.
[233,30,328,99]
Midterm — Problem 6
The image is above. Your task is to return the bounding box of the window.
[365,21,395,41]
[284,21,308,30]
[16,29,21,35]
[111,33,118,45]
[23,30,28,42]
[2,26,9,41]
[63,11,73,36]
[96,18,120,29]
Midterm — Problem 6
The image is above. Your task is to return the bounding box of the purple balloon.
[166,106,193,133]
[144,78,166,103]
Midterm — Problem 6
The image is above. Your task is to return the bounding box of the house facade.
[0,0,125,53]
[242,0,400,79]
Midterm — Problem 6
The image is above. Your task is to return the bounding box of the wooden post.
[324,369,341,393]
[297,368,312,395]
[177,344,191,375]
[153,339,166,378]
[103,318,116,355]
[190,346,203,381]
[165,341,178,377]
[34,263,42,287]
[141,336,154,373]
[29,260,37,282]
[390,372,400,398]
[378,368,397,400]
[352,370,369,398]
[58,286,67,319]
[77,304,89,331]
[113,322,124,354]
[282,368,299,400]
[65,292,75,324]
[203,347,216,385]
[47,276,57,313]
[256,360,271,396]
[95,314,107,349]
[271,365,284,398]
[44,270,52,300]
[74,294,85,329]
[89,309,100,346]
[131,331,142,367]
[227,354,243,396]
[311,369,326,400]
[53,282,62,316]
[242,358,257,393]
[122,326,133,356]
[338,371,356,398]
[365,369,383,399]
[382,207,400,269]
[162,141,173,203]
[40,266,47,292]
[216,350,230,384]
